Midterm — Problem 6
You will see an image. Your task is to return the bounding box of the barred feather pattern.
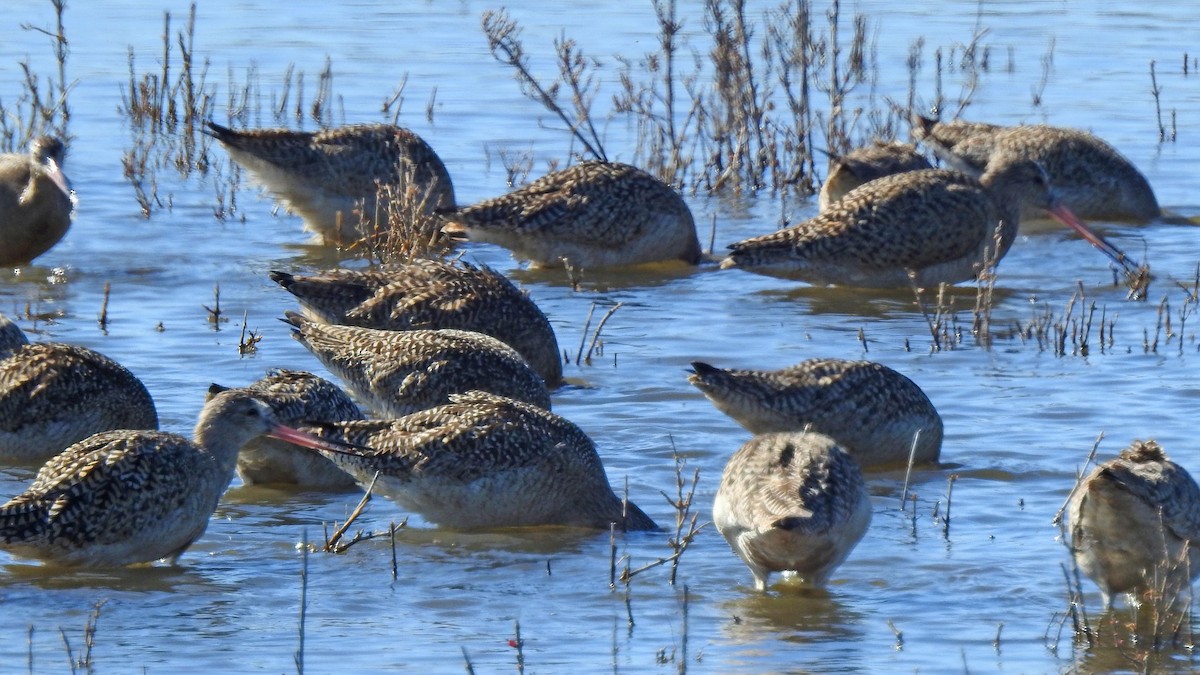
[688,358,942,468]
[301,391,657,531]
[712,432,872,591]
[284,312,550,416]
[271,258,562,385]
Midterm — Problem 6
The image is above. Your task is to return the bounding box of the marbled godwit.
[283,312,550,416]
[300,390,657,530]
[1068,439,1200,607]
[0,315,157,462]
[819,141,932,212]
[270,258,563,386]
[688,359,942,468]
[440,161,701,269]
[0,389,342,567]
[912,116,1159,223]
[713,432,872,591]
[208,369,363,489]
[204,122,455,245]
[720,153,1138,288]
[0,136,75,267]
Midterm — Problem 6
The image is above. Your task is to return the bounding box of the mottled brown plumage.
[688,359,942,468]
[713,432,872,591]
[1068,440,1200,607]
[819,141,932,212]
[284,312,550,416]
[205,122,455,244]
[0,315,158,462]
[208,370,363,489]
[0,136,74,266]
[302,391,657,531]
[720,154,1127,287]
[270,259,562,385]
[441,161,700,268]
[913,116,1159,223]
[0,390,340,567]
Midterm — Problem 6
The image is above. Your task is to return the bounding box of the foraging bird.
[204,121,455,245]
[0,389,343,567]
[713,432,872,591]
[0,315,158,462]
[270,258,563,386]
[283,312,550,416]
[440,160,701,269]
[720,153,1138,288]
[208,369,363,489]
[1068,439,1200,608]
[0,135,75,267]
[300,390,657,531]
[687,359,942,468]
[819,141,932,212]
[912,116,1159,223]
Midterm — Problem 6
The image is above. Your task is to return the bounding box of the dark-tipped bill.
[1047,203,1144,279]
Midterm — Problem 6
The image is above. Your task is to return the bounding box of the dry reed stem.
[322,472,379,553]
[584,302,624,365]
[899,429,922,511]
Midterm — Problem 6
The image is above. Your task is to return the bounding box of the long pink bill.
[268,424,372,456]
[1048,203,1144,278]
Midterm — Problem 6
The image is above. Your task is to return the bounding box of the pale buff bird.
[1068,440,1200,607]
[0,136,75,266]
[720,153,1137,288]
[283,312,550,416]
[270,258,562,386]
[0,314,157,462]
[819,141,932,212]
[205,122,454,244]
[713,432,872,591]
[441,161,701,269]
[300,390,657,531]
[912,115,1159,223]
[688,359,942,468]
[0,389,344,567]
[208,369,363,489]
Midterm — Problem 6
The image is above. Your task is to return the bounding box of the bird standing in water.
[721,153,1138,288]
[713,432,872,591]
[440,161,701,269]
[0,390,347,567]
[912,115,1159,223]
[1068,439,1200,608]
[205,122,455,245]
[0,135,75,267]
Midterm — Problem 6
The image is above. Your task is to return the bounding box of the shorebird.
[270,258,563,386]
[1068,439,1200,608]
[720,153,1139,288]
[687,359,942,468]
[0,389,344,567]
[204,121,455,245]
[299,390,657,531]
[283,312,550,416]
[819,141,932,212]
[440,161,701,269]
[208,369,363,489]
[912,116,1159,223]
[0,136,75,267]
[713,432,872,591]
[0,315,158,462]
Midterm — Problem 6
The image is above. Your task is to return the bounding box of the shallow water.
[1,1,1199,672]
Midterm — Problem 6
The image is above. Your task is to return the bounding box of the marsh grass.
[484,0,997,205]
[0,0,72,153]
